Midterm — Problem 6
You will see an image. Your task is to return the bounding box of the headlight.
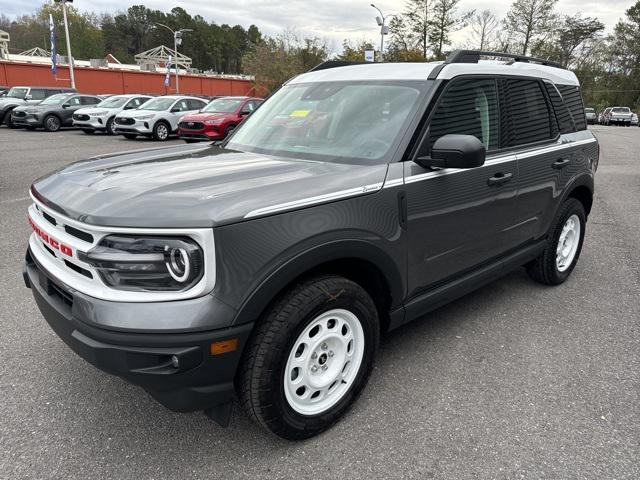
[204,118,224,125]
[78,235,204,292]
[135,114,155,120]
[89,110,108,116]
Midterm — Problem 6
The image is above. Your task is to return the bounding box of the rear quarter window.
[557,84,587,131]
[544,83,574,134]
[502,79,553,146]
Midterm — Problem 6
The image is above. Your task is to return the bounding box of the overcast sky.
[1,0,635,54]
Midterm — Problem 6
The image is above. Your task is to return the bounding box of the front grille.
[74,114,90,121]
[48,279,73,307]
[180,121,204,130]
[43,211,57,226]
[115,117,135,125]
[64,224,93,243]
[64,260,92,279]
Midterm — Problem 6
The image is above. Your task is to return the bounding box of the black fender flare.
[558,172,594,214]
[231,239,405,326]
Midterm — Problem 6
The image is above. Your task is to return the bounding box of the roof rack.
[428,49,563,80]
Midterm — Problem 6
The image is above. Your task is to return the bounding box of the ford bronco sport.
[24,50,598,440]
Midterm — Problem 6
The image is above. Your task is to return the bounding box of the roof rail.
[447,50,562,68]
[308,60,368,72]
[428,49,563,80]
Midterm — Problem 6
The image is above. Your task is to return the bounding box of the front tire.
[43,115,61,132]
[237,275,379,440]
[527,198,586,285]
[153,121,170,141]
[106,117,117,135]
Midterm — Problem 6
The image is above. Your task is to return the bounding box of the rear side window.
[544,83,574,134]
[427,78,500,151]
[30,89,47,101]
[503,79,553,146]
[557,84,586,131]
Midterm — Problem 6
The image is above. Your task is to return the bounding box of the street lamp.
[54,0,75,88]
[155,23,192,93]
[370,3,393,62]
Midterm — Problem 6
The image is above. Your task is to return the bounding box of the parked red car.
[178,96,263,142]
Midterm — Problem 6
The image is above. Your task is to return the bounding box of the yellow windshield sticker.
[290,110,311,118]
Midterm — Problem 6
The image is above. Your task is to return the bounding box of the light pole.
[54,0,75,88]
[370,4,391,62]
[155,23,192,93]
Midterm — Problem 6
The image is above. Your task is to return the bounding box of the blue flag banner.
[164,55,172,87]
[49,14,57,76]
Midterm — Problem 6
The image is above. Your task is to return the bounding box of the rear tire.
[237,275,379,440]
[43,115,61,132]
[526,198,586,285]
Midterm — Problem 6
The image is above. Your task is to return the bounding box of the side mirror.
[62,103,70,108]
[240,110,251,116]
[415,134,486,170]
[171,107,181,113]
[25,94,33,100]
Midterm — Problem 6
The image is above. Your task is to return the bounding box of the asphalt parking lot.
[1,125,639,479]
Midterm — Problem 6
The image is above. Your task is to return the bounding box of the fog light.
[171,355,179,368]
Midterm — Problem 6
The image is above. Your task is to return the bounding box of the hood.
[117,109,159,119]
[75,106,110,115]
[0,98,24,108]
[31,145,389,228]
[181,112,227,121]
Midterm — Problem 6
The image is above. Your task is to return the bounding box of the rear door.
[503,78,574,243]
[404,76,520,296]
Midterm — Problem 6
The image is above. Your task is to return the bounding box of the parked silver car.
[114,95,208,141]
[607,106,633,126]
[73,94,153,135]
[0,86,75,127]
[584,107,597,125]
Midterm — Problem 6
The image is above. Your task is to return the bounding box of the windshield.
[138,97,176,111]
[585,108,595,113]
[612,107,630,113]
[227,81,426,164]
[203,98,244,113]
[7,87,29,99]
[97,96,129,108]
[40,94,71,105]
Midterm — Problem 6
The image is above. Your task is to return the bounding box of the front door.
[404,76,520,298]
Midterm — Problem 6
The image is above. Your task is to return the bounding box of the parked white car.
[114,95,208,141]
[72,94,154,135]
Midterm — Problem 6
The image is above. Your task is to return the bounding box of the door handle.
[487,172,513,186]
[552,158,570,169]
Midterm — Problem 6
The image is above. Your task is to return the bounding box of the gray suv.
[23,51,598,440]
[0,86,75,127]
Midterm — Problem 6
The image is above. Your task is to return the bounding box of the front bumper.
[115,119,153,135]
[12,113,43,127]
[24,248,253,413]
[179,125,224,141]
[73,117,107,130]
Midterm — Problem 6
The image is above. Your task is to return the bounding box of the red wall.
[0,60,265,97]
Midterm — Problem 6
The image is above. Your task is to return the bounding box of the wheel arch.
[562,174,594,216]
[232,240,405,334]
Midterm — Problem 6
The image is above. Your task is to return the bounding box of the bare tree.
[504,0,557,55]
[428,0,472,59]
[468,10,499,51]
[403,0,433,58]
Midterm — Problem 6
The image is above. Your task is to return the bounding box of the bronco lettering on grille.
[28,215,73,257]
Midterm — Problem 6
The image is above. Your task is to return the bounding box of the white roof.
[291,60,579,86]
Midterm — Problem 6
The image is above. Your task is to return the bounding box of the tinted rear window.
[503,79,553,146]
[544,83,574,134]
[557,84,586,131]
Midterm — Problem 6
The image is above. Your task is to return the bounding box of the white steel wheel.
[284,308,365,416]
[556,214,581,272]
